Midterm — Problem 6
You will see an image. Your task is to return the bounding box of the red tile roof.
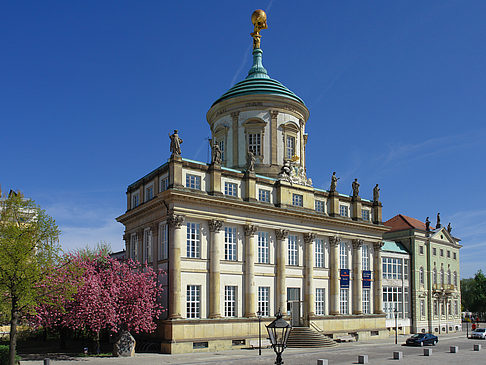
[385,214,427,232]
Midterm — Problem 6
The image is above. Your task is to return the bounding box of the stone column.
[151,223,159,269]
[244,224,258,317]
[209,219,224,318]
[137,229,144,263]
[167,214,185,319]
[275,229,289,313]
[352,239,363,314]
[373,241,384,314]
[304,233,316,321]
[329,236,340,315]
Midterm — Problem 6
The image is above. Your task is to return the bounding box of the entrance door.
[287,288,301,326]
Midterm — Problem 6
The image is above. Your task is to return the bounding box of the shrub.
[0,345,20,365]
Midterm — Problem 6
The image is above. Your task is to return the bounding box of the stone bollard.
[393,351,403,360]
[450,346,458,353]
[317,360,329,365]
[474,344,481,351]
[424,348,432,356]
[358,354,369,364]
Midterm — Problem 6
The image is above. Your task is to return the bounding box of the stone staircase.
[286,327,338,348]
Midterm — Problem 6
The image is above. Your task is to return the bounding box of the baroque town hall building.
[118,11,424,353]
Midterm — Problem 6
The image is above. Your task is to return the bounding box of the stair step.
[286,327,338,348]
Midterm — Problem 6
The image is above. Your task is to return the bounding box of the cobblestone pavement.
[20,332,484,365]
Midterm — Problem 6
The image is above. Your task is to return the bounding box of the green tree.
[461,270,486,318]
[0,191,61,365]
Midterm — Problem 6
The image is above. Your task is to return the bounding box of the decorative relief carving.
[208,219,224,232]
[278,158,312,187]
[244,224,258,236]
[216,108,227,116]
[245,102,263,107]
[303,233,316,244]
[167,214,185,229]
[270,110,279,119]
[352,239,364,249]
[275,229,289,240]
[329,236,340,247]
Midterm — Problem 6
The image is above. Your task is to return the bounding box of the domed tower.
[207,10,310,180]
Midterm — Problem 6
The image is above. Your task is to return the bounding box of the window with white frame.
[218,139,225,162]
[440,268,444,284]
[453,271,457,286]
[130,233,138,260]
[433,267,437,284]
[143,228,152,263]
[362,288,371,314]
[286,135,296,159]
[248,133,261,156]
[455,300,459,315]
[186,174,201,190]
[447,269,451,284]
[288,235,298,266]
[420,299,425,318]
[340,288,349,314]
[315,200,325,213]
[224,182,238,197]
[258,287,270,316]
[404,259,409,280]
[404,291,409,318]
[186,285,200,318]
[315,288,325,315]
[160,177,169,192]
[382,257,403,279]
[361,209,370,221]
[158,223,168,260]
[419,245,424,254]
[132,192,140,208]
[315,238,324,268]
[224,286,237,317]
[186,222,201,258]
[420,267,424,285]
[433,300,438,317]
[383,286,403,319]
[224,227,237,261]
[257,231,269,264]
[259,189,270,202]
[362,244,370,271]
[292,194,303,207]
[339,241,348,269]
[145,184,154,201]
[339,205,349,217]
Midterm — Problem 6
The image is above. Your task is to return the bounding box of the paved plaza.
[19,332,485,365]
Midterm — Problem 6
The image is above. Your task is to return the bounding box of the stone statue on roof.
[329,172,339,193]
[169,130,183,156]
[373,184,380,203]
[425,217,431,231]
[447,222,452,233]
[246,150,256,172]
[352,178,360,197]
[436,212,441,229]
[211,141,222,165]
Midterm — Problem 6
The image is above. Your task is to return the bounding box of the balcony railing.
[432,284,455,291]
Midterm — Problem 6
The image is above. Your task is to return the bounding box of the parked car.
[406,333,438,346]
[471,328,486,339]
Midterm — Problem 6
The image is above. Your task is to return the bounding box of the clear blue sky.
[1,1,485,278]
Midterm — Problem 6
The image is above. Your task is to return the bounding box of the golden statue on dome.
[251,9,267,49]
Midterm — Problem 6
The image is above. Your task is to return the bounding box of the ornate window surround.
[281,121,300,161]
[243,118,266,160]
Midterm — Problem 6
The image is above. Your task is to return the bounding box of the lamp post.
[257,310,262,356]
[266,309,291,365]
[394,308,398,345]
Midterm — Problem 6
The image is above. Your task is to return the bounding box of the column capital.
[373,241,384,250]
[208,219,224,232]
[230,111,240,120]
[244,224,258,236]
[168,214,185,229]
[270,110,279,119]
[275,229,289,241]
[352,239,364,249]
[303,232,316,244]
[329,235,340,247]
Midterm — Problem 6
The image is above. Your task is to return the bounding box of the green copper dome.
[212,48,305,106]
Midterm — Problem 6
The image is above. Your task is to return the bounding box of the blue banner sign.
[340,269,350,288]
[362,270,372,288]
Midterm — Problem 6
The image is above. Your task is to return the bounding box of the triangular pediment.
[431,227,459,244]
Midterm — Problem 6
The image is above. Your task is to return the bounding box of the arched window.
[433,268,437,284]
[453,271,458,286]
[440,268,444,285]
[419,267,424,285]
[447,269,451,285]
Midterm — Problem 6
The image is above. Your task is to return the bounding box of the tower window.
[286,135,296,159]
[248,133,261,156]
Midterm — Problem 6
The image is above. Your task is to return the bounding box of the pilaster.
[209,164,223,196]
[169,155,183,188]
[372,201,383,224]
[373,241,384,314]
[351,196,362,221]
[209,219,224,318]
[244,171,257,202]
[329,236,340,315]
[303,233,316,320]
[275,229,289,313]
[244,224,258,317]
[352,239,363,314]
[328,191,339,217]
[168,213,185,319]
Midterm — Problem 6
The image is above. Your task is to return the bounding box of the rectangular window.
[339,205,349,217]
[433,300,438,317]
[403,259,409,280]
[186,285,201,319]
[361,209,370,221]
[453,252,457,260]
[315,238,324,268]
[292,194,303,207]
[224,286,237,317]
[132,192,140,208]
[432,247,436,256]
[257,231,269,264]
[315,288,325,315]
[340,288,349,314]
[224,227,237,261]
[420,299,425,318]
[362,244,370,271]
[160,177,169,192]
[447,250,450,258]
[258,287,270,316]
[382,286,404,319]
[158,223,168,260]
[339,241,348,269]
[186,223,201,258]
[218,139,225,162]
[440,249,444,256]
[186,174,201,190]
[258,189,270,202]
[404,291,409,318]
[288,235,298,266]
[362,288,370,314]
[145,184,154,201]
[248,133,261,156]
[455,300,459,315]
[286,135,295,159]
[130,233,138,260]
[419,245,424,254]
[224,182,238,197]
[143,228,152,263]
[315,200,325,213]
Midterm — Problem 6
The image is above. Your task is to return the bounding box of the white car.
[471,328,486,339]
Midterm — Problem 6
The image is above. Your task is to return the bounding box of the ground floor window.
[340,288,349,314]
[258,287,270,316]
[362,288,370,314]
[315,288,325,315]
[187,285,201,319]
[224,286,237,317]
[383,286,403,319]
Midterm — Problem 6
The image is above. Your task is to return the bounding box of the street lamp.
[257,310,262,356]
[394,308,398,345]
[266,309,292,365]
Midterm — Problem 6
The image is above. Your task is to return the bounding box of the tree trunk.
[9,300,19,365]
[95,331,100,354]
